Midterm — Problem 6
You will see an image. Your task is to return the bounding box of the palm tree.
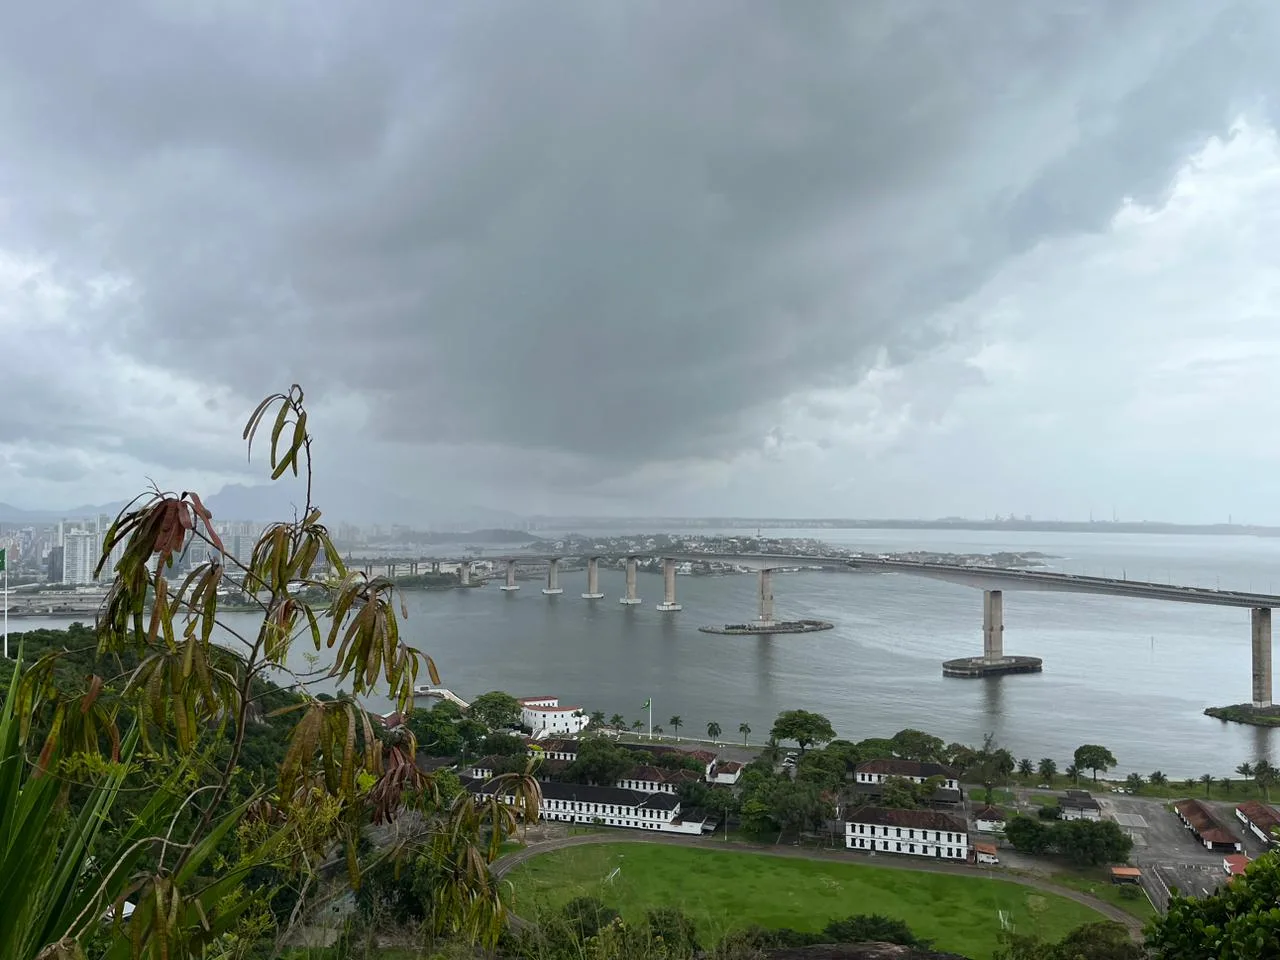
[1237,761,1255,792]
[762,737,782,765]
[609,713,626,728]
[631,719,643,732]
[1018,758,1034,780]
[1125,772,1145,794]
[1038,758,1057,786]
[739,722,751,745]
[1200,773,1214,797]
[1182,777,1197,791]
[707,721,722,740]
[589,710,606,727]
[668,716,683,740]
[1254,759,1277,801]
[1149,770,1168,787]
[1065,763,1081,786]
[654,725,665,736]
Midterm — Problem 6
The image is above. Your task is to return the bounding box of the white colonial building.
[854,759,959,791]
[1059,790,1102,821]
[973,805,1008,833]
[845,805,969,860]
[466,777,704,834]
[707,760,744,785]
[1235,801,1280,845]
[520,697,589,736]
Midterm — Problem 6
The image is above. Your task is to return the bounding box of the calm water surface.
[16,528,1280,779]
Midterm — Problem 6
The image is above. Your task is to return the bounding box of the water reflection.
[755,636,775,700]
[980,676,1005,721]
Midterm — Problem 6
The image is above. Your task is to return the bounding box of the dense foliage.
[1004,815,1134,866]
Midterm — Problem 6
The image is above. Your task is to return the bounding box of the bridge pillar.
[1253,607,1272,709]
[432,561,439,574]
[983,590,1004,661]
[501,558,520,592]
[542,558,564,595]
[657,558,682,611]
[756,569,776,627]
[410,561,418,576]
[364,563,373,578]
[619,557,642,605]
[458,561,470,587]
[389,562,397,579]
[582,557,604,599]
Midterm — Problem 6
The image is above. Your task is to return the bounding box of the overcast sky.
[2,1,1279,524]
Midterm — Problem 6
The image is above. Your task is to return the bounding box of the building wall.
[476,788,702,835]
[61,531,98,585]
[845,822,969,859]
[1060,807,1101,821]
[975,817,1006,833]
[854,771,959,790]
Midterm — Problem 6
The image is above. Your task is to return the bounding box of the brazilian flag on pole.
[641,698,651,709]
[0,547,5,571]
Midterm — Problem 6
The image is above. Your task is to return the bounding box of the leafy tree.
[1147,850,1280,958]
[1149,769,1169,787]
[480,731,527,756]
[1038,757,1058,785]
[707,721,722,740]
[880,776,922,809]
[821,914,922,947]
[608,713,626,728]
[407,704,464,756]
[997,921,1142,960]
[854,737,898,762]
[794,747,850,792]
[1005,815,1055,855]
[1018,757,1035,779]
[738,796,776,836]
[560,896,620,940]
[770,709,836,753]
[3,385,540,958]
[646,907,700,955]
[668,715,683,739]
[761,737,783,765]
[889,728,944,761]
[559,738,636,786]
[967,733,1016,805]
[1073,744,1117,781]
[738,721,751,744]
[1053,818,1133,866]
[468,691,522,730]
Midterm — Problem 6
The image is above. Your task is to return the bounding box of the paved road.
[493,830,1146,938]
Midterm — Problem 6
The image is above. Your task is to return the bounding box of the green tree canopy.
[1073,743,1118,781]
[770,709,836,753]
[468,690,522,730]
[890,728,945,761]
[1146,850,1280,958]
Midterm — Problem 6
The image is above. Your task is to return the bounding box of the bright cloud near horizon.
[2,1,1280,524]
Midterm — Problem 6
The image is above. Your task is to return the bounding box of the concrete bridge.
[344,551,1280,708]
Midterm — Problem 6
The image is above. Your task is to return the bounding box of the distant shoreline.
[524,519,1280,537]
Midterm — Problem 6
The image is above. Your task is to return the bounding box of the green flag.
[641,698,651,709]
[0,547,6,572]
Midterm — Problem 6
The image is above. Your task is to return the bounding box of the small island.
[1204,703,1280,727]
[699,618,834,636]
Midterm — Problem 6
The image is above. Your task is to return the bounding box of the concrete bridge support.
[657,558,682,611]
[458,561,470,587]
[619,557,642,605]
[410,562,418,576]
[756,569,776,627]
[501,558,520,592]
[1253,607,1272,708]
[542,558,564,595]
[431,561,440,574]
[582,557,604,599]
[983,590,1004,661]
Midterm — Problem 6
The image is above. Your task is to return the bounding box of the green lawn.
[967,787,1016,805]
[506,844,1106,958]
[1042,869,1155,921]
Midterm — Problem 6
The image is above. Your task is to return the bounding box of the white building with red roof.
[520,696,589,736]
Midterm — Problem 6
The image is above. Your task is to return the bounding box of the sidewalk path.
[494,831,1145,939]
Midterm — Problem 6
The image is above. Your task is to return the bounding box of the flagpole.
[2,550,8,660]
[648,698,652,740]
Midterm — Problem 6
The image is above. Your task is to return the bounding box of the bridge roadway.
[345,551,1280,706]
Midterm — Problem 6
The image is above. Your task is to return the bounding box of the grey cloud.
[1,0,1277,482]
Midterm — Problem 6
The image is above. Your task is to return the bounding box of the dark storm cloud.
[1,1,1276,471]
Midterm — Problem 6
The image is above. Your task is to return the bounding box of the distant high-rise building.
[46,546,64,583]
[62,530,98,585]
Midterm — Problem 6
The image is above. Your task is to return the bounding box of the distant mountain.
[0,500,128,524]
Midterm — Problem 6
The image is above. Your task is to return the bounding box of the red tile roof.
[1236,801,1280,838]
[845,805,967,833]
[1224,854,1249,876]
[1175,799,1238,846]
[856,759,957,779]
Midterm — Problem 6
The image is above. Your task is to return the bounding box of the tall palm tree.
[631,719,643,732]
[762,737,782,764]
[1200,773,1214,797]
[589,710,606,727]
[1254,759,1277,801]
[707,721,722,740]
[654,725,665,736]
[1018,758,1034,780]
[669,716,683,740]
[1237,761,1255,792]
[1037,758,1057,786]
[609,713,626,728]
[739,722,751,745]
[1149,770,1169,787]
[1065,763,1081,786]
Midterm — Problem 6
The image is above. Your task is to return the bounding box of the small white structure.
[973,805,1008,833]
[845,805,969,860]
[854,759,959,791]
[1235,801,1280,845]
[1059,791,1102,821]
[707,760,744,785]
[467,777,704,834]
[519,696,589,736]
[973,842,1000,865]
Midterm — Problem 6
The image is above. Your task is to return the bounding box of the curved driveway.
[494,831,1146,939]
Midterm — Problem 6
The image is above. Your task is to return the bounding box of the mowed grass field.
[506,844,1106,959]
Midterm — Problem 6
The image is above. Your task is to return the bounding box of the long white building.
[845,805,970,860]
[520,697,589,736]
[466,776,705,834]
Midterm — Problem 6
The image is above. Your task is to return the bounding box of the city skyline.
[4,4,1280,523]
